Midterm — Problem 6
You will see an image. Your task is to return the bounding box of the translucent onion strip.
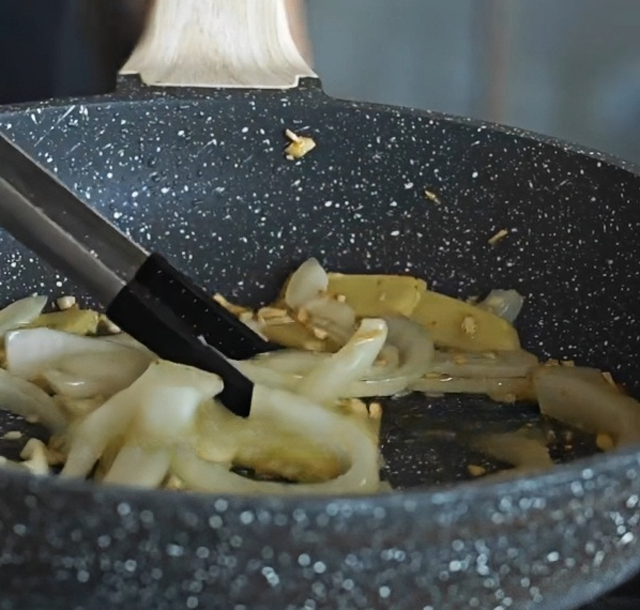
[60,383,139,478]
[6,328,153,381]
[0,368,67,433]
[135,378,222,445]
[232,360,300,392]
[410,376,534,402]
[284,258,328,309]
[295,319,388,404]
[0,295,48,337]
[368,317,434,383]
[477,289,525,323]
[533,366,640,447]
[172,385,380,495]
[102,444,171,488]
[349,317,435,398]
[61,360,223,481]
[249,350,326,375]
[428,349,538,379]
[472,432,554,471]
[236,317,435,399]
[303,297,357,345]
[42,350,152,399]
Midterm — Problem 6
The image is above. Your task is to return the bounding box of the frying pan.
[1,1,640,608]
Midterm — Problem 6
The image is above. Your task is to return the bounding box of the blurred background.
[307,0,640,164]
[2,0,640,163]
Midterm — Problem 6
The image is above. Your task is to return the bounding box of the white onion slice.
[135,376,222,444]
[533,366,640,447]
[429,349,538,379]
[42,350,151,399]
[477,290,525,323]
[249,350,326,374]
[100,332,156,357]
[103,444,170,488]
[236,317,434,398]
[0,456,31,473]
[285,258,328,309]
[472,432,554,471]
[172,385,380,495]
[61,360,223,479]
[0,368,67,432]
[6,328,152,381]
[369,317,434,382]
[296,318,387,404]
[410,376,533,402]
[232,360,299,391]
[342,317,435,397]
[235,360,413,399]
[303,297,357,344]
[60,385,137,478]
[0,295,48,338]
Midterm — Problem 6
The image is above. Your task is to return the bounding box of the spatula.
[0,131,278,417]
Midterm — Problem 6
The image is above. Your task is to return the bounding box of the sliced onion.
[428,349,538,379]
[100,332,156,357]
[6,328,152,381]
[370,317,434,381]
[0,456,31,474]
[60,385,137,479]
[249,350,326,375]
[0,295,48,338]
[472,432,554,471]
[533,366,640,447]
[344,317,433,397]
[285,258,328,309]
[134,371,222,444]
[477,290,525,323]
[303,297,357,345]
[410,376,534,402]
[61,360,223,480]
[42,350,151,399]
[0,368,67,433]
[54,394,105,420]
[172,384,380,495]
[102,444,170,488]
[232,360,300,391]
[296,319,387,404]
[236,317,434,398]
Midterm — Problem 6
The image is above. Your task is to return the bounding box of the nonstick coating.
[1,78,640,609]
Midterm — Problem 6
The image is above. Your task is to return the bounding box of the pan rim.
[0,76,639,179]
[1,437,638,504]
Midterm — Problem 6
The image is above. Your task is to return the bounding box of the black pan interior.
[0,78,638,490]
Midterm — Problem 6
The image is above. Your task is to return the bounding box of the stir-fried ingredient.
[0,258,639,493]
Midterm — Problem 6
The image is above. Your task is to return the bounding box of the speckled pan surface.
[1,78,640,609]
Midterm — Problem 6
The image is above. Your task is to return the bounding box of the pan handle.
[119,0,316,89]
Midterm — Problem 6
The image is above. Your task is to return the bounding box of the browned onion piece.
[533,366,640,447]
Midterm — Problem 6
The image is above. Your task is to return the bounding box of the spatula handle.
[120,0,316,89]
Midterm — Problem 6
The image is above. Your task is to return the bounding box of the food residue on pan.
[467,464,487,477]
[460,315,478,337]
[56,295,76,311]
[284,129,316,160]
[488,229,509,246]
[423,189,442,204]
[596,433,615,451]
[19,439,51,475]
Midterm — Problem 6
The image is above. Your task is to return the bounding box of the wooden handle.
[120,0,316,89]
